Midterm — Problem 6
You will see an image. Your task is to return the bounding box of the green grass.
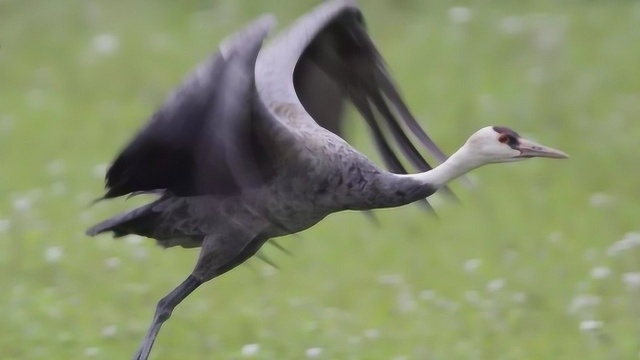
[2,0,640,359]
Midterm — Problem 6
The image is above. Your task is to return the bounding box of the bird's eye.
[498,134,510,143]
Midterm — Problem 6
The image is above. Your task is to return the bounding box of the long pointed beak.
[516,138,569,159]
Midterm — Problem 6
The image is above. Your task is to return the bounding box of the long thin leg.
[132,275,202,360]
[132,234,268,359]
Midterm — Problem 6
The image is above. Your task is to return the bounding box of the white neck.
[402,144,482,189]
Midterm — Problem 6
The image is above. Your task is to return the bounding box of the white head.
[409,126,568,189]
[408,126,569,188]
[461,126,568,165]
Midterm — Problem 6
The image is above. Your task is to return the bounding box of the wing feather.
[272,0,461,200]
[101,16,276,199]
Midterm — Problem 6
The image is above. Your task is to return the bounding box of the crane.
[87,1,568,359]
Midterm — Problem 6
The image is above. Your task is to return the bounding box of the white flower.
[0,219,10,233]
[133,247,148,260]
[305,347,323,358]
[622,272,640,291]
[304,321,318,332]
[607,232,640,256]
[241,343,260,357]
[528,67,545,85]
[0,115,13,133]
[261,265,277,277]
[92,164,109,179]
[575,281,589,293]
[486,278,505,292]
[531,15,567,52]
[500,16,524,35]
[84,347,100,357]
[584,248,598,261]
[125,283,151,295]
[589,193,613,208]
[397,291,416,313]
[378,274,404,286]
[57,332,72,343]
[101,325,118,338]
[125,235,143,246]
[105,257,121,269]
[419,289,435,301]
[51,181,67,196]
[46,160,65,176]
[463,258,482,273]
[436,299,460,312]
[44,246,64,263]
[590,266,612,280]
[75,192,93,204]
[512,292,527,303]
[364,328,380,339]
[13,197,32,212]
[547,231,563,244]
[464,290,480,304]
[448,6,472,24]
[27,89,46,109]
[568,294,600,314]
[579,320,602,332]
[92,34,119,55]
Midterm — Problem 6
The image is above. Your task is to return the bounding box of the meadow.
[2,0,640,359]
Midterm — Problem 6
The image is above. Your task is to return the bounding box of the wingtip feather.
[220,14,278,59]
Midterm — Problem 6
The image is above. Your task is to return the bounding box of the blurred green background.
[2,0,640,359]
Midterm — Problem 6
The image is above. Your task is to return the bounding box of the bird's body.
[87,1,567,359]
[91,1,439,251]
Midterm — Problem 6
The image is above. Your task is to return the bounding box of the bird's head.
[407,125,568,189]
[463,126,568,165]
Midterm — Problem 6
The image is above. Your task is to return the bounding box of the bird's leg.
[132,275,202,360]
[133,235,268,360]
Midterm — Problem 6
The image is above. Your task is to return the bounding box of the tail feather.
[86,201,160,238]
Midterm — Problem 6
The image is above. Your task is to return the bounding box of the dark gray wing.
[285,0,458,199]
[294,59,346,136]
[100,16,276,199]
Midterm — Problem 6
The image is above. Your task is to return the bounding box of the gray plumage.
[88,1,454,359]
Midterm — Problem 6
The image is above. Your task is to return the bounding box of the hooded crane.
[87,1,568,359]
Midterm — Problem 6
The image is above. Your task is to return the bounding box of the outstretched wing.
[259,0,459,200]
[99,15,276,199]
